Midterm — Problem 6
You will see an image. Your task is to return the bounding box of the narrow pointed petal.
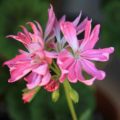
[44,5,55,39]
[20,25,31,41]
[85,20,92,39]
[60,22,79,52]
[7,32,31,45]
[80,20,92,50]
[73,12,82,26]
[88,24,100,49]
[35,21,43,36]
[81,59,106,80]
[80,22,101,51]
[81,47,114,61]
[76,17,88,34]
[27,22,40,36]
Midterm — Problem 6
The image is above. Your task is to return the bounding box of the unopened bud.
[22,87,40,103]
[51,90,60,102]
[69,88,79,103]
[44,80,59,92]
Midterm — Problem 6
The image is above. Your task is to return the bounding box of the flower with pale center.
[57,20,114,85]
[4,6,57,89]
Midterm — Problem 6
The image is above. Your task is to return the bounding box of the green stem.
[50,62,77,120]
[63,80,77,120]
[50,65,60,75]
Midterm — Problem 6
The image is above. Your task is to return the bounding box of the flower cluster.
[4,5,114,102]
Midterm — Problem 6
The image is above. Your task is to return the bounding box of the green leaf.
[79,109,92,120]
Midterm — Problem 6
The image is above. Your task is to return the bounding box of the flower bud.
[22,87,40,103]
[44,80,59,92]
[51,90,60,102]
[69,88,79,103]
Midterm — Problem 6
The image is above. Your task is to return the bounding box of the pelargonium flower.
[51,12,88,52]
[4,6,57,89]
[57,20,114,85]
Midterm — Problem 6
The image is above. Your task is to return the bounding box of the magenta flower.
[4,6,57,89]
[57,20,114,85]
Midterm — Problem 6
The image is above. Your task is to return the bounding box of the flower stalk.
[63,80,77,120]
[51,62,78,120]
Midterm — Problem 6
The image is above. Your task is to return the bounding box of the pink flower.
[44,79,59,92]
[4,6,57,89]
[57,20,114,85]
[50,12,88,52]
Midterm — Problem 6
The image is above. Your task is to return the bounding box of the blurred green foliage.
[0,0,49,59]
[0,0,114,120]
[101,0,120,57]
[5,83,95,120]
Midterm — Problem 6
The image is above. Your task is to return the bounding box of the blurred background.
[0,0,120,120]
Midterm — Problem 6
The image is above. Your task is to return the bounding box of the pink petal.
[84,20,92,39]
[61,57,74,69]
[68,61,77,83]
[4,54,32,82]
[7,32,30,45]
[44,5,55,39]
[57,50,73,63]
[59,69,68,83]
[80,23,100,51]
[80,59,106,80]
[20,25,32,42]
[44,51,58,58]
[80,77,96,86]
[39,71,51,86]
[27,22,44,48]
[75,60,85,80]
[25,72,41,89]
[60,22,79,52]
[81,47,114,61]
[27,22,43,37]
[32,64,48,75]
[76,17,88,34]
[59,15,66,23]
[73,12,82,26]
[27,42,42,53]
[35,21,43,36]
[57,50,74,69]
[88,24,100,49]
[79,20,92,50]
